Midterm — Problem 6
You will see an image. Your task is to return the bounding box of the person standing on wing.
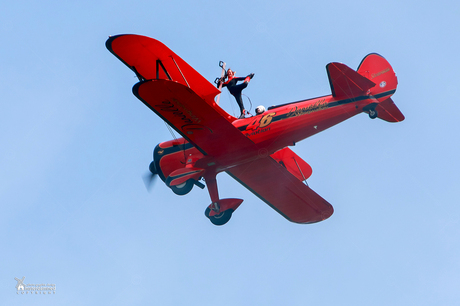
[220,69,254,118]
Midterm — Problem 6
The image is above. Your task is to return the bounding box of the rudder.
[357,54,404,122]
[357,53,397,102]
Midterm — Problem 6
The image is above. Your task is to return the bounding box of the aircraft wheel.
[205,208,233,226]
[171,180,194,196]
[369,109,378,119]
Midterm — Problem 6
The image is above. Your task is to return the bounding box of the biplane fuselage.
[107,34,404,226]
[155,93,373,177]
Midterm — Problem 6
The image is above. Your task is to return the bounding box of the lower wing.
[227,156,333,224]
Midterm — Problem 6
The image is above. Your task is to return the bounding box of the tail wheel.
[369,109,378,119]
[171,179,194,195]
[205,208,233,226]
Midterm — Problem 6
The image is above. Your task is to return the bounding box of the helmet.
[255,105,266,114]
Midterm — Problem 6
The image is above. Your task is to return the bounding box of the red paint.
[107,35,404,225]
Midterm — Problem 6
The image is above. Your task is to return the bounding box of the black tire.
[170,180,194,196]
[369,109,378,119]
[204,207,211,218]
[206,209,233,226]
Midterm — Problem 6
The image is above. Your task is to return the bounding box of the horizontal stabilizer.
[375,98,405,122]
[327,62,375,100]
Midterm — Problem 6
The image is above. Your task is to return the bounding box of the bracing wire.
[164,122,177,140]
[243,94,253,114]
[164,122,187,163]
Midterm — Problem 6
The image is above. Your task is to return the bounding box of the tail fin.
[357,53,404,122]
[357,53,397,102]
[326,54,404,122]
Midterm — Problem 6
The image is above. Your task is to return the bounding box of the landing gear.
[368,108,378,119]
[170,179,194,195]
[204,198,243,226]
[363,103,379,119]
[201,174,243,225]
[205,206,234,226]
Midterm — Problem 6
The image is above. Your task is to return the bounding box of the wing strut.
[170,56,190,88]
[132,66,145,81]
[156,60,172,80]
[293,157,309,186]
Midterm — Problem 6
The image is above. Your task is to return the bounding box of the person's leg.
[230,83,248,118]
[235,93,245,117]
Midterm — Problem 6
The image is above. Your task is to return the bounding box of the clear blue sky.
[2,1,459,305]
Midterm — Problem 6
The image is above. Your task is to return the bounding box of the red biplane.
[106,34,404,226]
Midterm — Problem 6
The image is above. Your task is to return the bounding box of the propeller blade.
[143,161,158,192]
[143,172,157,191]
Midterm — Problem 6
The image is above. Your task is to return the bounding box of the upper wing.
[106,34,220,103]
[133,79,257,159]
[107,35,255,159]
[326,62,375,100]
[227,156,333,224]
